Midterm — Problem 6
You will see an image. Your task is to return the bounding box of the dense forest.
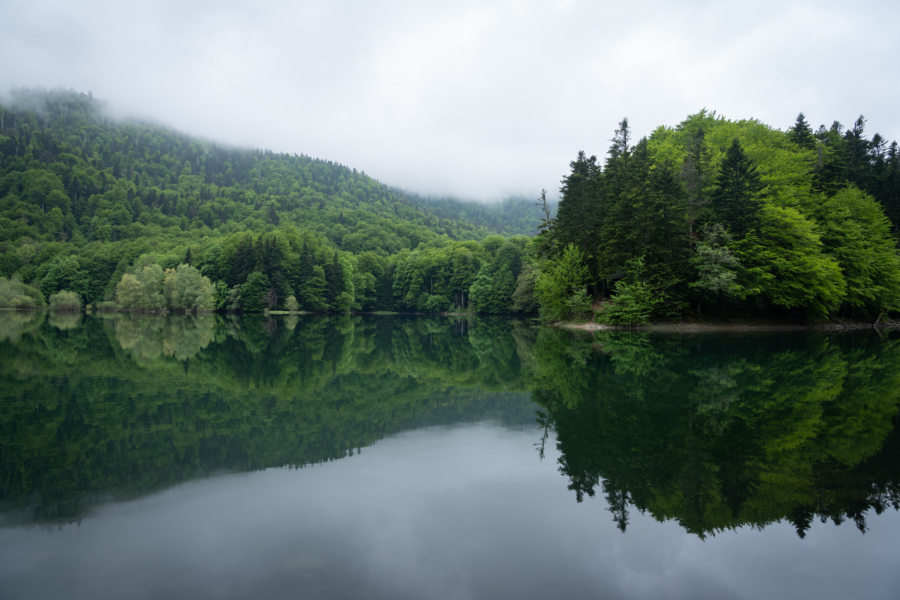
[542,113,900,322]
[0,89,540,314]
[2,89,899,322]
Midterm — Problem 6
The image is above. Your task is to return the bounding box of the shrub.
[0,276,46,309]
[49,290,82,312]
[598,257,661,325]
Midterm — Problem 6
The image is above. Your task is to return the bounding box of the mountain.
[0,88,519,251]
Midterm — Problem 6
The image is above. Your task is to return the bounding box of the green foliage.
[689,223,745,300]
[238,271,271,313]
[3,90,899,322]
[535,244,591,321]
[598,257,661,325]
[0,276,45,308]
[162,264,215,312]
[542,111,900,321]
[810,186,900,315]
[48,290,82,312]
[284,294,300,312]
[116,263,213,312]
[736,205,846,318]
[710,139,765,236]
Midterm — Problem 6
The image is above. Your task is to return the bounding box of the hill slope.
[0,88,545,252]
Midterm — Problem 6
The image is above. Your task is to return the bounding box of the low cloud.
[2,0,898,201]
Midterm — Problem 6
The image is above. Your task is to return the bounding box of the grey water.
[1,312,899,599]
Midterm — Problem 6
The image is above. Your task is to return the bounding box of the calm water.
[1,312,899,599]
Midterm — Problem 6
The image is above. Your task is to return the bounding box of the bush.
[49,290,82,312]
[0,276,46,309]
[598,257,661,325]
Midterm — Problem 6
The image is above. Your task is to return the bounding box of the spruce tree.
[788,113,815,149]
[711,139,764,237]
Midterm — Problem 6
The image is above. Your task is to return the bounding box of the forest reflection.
[1,312,898,538]
[530,328,900,538]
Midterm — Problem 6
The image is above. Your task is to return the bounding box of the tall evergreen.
[553,151,602,256]
[711,139,764,237]
[681,126,712,239]
[788,113,816,149]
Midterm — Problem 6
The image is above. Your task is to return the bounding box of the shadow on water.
[1,312,899,538]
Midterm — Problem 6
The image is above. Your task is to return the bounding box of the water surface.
[1,313,898,599]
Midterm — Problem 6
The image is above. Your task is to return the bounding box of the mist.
[2,0,899,201]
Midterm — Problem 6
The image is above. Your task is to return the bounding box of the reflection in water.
[0,312,899,542]
[0,313,536,524]
[529,328,900,538]
[0,310,43,342]
[109,312,218,362]
[47,310,82,331]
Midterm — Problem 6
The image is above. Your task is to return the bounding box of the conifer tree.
[788,113,815,149]
[711,139,764,237]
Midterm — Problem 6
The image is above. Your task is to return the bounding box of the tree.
[535,243,591,321]
[681,125,713,239]
[811,187,900,316]
[736,205,846,318]
[284,294,300,312]
[711,139,764,237]
[0,276,45,308]
[239,271,271,312]
[788,113,815,150]
[553,151,602,256]
[689,223,745,306]
[49,290,82,312]
[599,256,661,325]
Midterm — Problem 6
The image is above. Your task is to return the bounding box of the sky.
[1,0,898,201]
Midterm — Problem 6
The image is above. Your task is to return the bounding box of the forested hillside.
[0,88,496,249]
[0,89,538,313]
[409,194,555,237]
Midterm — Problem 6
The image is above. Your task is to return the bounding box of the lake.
[1,312,899,599]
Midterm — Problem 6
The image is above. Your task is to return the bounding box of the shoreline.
[559,320,897,333]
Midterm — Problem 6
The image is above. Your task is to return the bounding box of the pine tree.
[553,151,601,254]
[788,113,815,149]
[711,139,764,237]
[681,126,712,239]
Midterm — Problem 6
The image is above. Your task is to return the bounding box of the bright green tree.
[535,243,591,321]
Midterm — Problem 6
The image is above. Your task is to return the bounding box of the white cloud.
[2,0,898,201]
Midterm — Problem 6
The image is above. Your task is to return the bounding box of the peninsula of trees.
[1,89,899,322]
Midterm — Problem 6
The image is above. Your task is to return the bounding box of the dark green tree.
[710,139,764,237]
[788,113,816,150]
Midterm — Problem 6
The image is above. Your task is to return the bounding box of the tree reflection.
[2,314,899,537]
[530,328,900,538]
[111,313,218,363]
[0,314,534,524]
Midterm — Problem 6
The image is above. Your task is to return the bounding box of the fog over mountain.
[2,0,899,201]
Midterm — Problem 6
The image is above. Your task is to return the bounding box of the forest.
[1,89,900,322]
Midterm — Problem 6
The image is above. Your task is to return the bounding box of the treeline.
[537,112,900,322]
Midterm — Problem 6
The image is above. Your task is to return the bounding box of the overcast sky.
[1,0,898,201]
